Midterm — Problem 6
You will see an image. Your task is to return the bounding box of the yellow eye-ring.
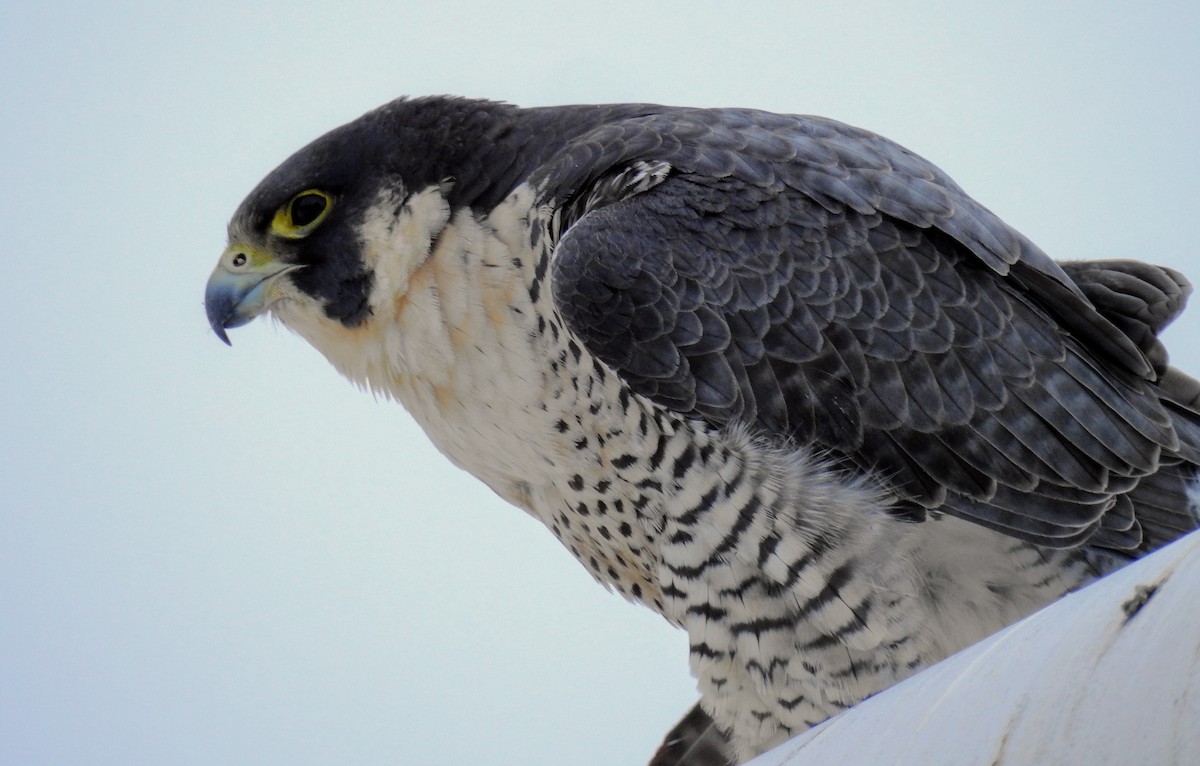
[271,190,333,238]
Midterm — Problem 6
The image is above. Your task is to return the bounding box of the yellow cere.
[222,244,276,270]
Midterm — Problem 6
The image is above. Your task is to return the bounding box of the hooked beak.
[204,247,301,345]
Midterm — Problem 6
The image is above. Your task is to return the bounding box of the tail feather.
[1062,259,1200,553]
[1061,259,1191,374]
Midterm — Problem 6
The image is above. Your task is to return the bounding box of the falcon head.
[205,114,382,346]
[204,97,538,347]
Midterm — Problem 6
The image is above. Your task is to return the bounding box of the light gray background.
[3,2,1197,764]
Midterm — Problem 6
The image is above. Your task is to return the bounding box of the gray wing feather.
[542,107,1198,549]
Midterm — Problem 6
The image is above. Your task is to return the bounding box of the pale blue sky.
[2,2,1198,765]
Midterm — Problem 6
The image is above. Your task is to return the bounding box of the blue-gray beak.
[205,247,300,345]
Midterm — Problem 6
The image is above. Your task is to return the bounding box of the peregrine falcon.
[205,97,1200,765]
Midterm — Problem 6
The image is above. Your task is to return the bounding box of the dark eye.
[271,189,333,238]
[290,192,328,227]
